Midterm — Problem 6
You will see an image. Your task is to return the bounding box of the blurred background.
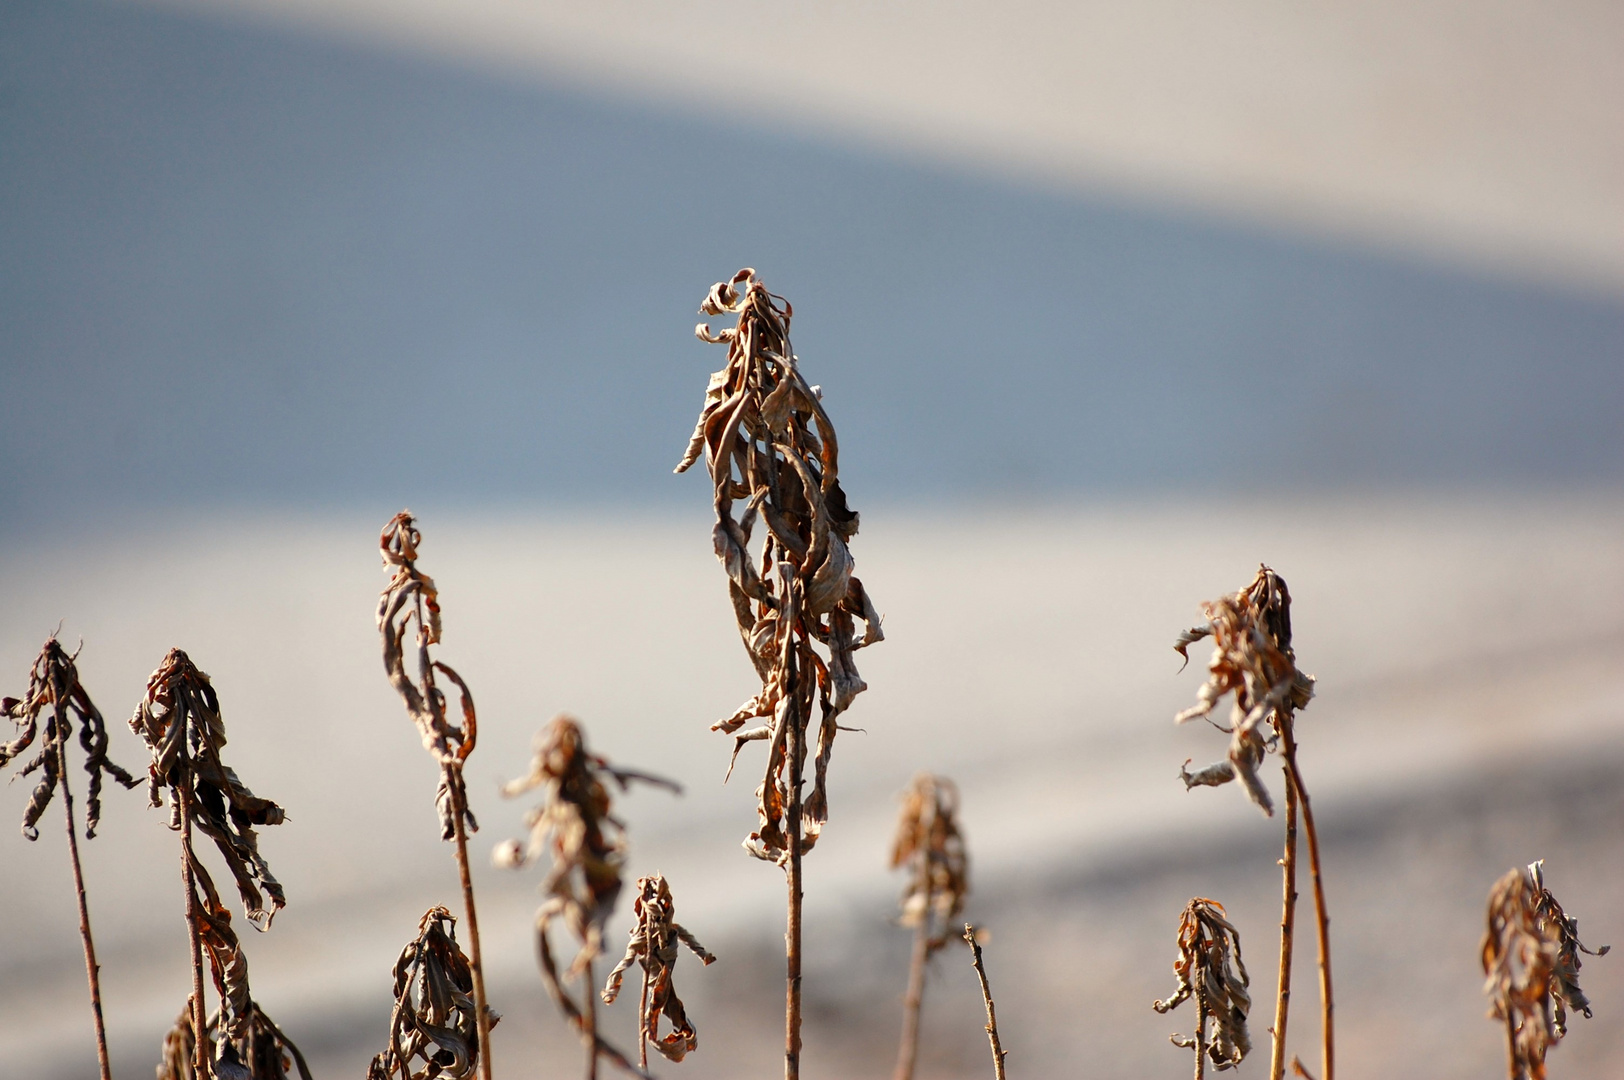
[2,0,1621,1076]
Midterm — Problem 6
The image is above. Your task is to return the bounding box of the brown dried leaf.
[890,773,970,951]
[157,997,314,1080]
[367,906,498,1080]
[1153,897,1252,1072]
[602,874,717,1063]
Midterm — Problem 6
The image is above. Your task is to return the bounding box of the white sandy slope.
[0,497,1620,1075]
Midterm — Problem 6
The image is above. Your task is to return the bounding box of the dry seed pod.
[602,874,717,1065]
[367,906,498,1080]
[1153,898,1252,1074]
[1174,565,1314,817]
[157,999,314,1080]
[129,647,287,928]
[1482,862,1608,1079]
[676,268,883,862]
[890,773,969,949]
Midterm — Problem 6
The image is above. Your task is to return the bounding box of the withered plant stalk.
[1,638,141,1080]
[676,269,883,1080]
[180,786,208,1078]
[963,925,1007,1080]
[1284,741,1333,1080]
[1271,765,1299,1080]
[1153,898,1252,1080]
[603,873,716,1068]
[890,774,969,1080]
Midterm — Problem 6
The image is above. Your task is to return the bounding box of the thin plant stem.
[784,684,804,1080]
[1282,747,1333,1080]
[179,782,208,1079]
[1194,998,1208,1080]
[1504,1013,1519,1080]
[637,935,651,1072]
[583,957,598,1080]
[894,795,937,1080]
[448,773,494,1080]
[1270,745,1301,1080]
[56,732,113,1080]
[963,925,1007,1080]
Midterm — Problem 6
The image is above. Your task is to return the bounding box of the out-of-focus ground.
[2,499,1620,1077]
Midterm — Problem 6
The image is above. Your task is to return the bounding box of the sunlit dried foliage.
[129,647,287,928]
[1482,862,1609,1080]
[676,268,883,863]
[377,511,479,841]
[367,907,499,1080]
[602,874,717,1065]
[1174,566,1314,817]
[157,998,314,1080]
[1154,898,1252,1075]
[496,715,676,1076]
[1,638,139,839]
[891,773,969,950]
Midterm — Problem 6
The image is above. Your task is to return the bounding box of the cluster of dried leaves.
[890,773,969,950]
[368,907,497,1080]
[676,268,883,863]
[378,511,479,841]
[496,715,676,1076]
[1174,566,1314,816]
[603,873,717,1066]
[1153,898,1253,1075]
[1482,861,1609,1080]
[158,1000,313,1080]
[1,637,139,839]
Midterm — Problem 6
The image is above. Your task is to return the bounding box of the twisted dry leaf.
[496,715,675,1078]
[128,647,287,929]
[367,907,499,1080]
[602,874,717,1065]
[891,773,970,950]
[1154,898,1253,1075]
[156,998,314,1080]
[676,268,883,863]
[1483,862,1609,1079]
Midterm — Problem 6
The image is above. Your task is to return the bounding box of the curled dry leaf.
[602,873,717,1063]
[676,268,882,862]
[367,907,499,1080]
[1,637,139,840]
[1153,898,1252,1073]
[1172,566,1315,817]
[890,773,969,951]
[128,648,287,928]
[157,998,314,1080]
[1482,862,1609,1079]
[497,715,674,1077]
[377,511,478,841]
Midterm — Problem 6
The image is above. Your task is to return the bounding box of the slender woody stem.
[784,676,805,1080]
[448,772,494,1080]
[894,799,937,1080]
[180,783,209,1078]
[637,937,651,1072]
[963,925,1006,1080]
[1504,1013,1519,1080]
[1282,749,1333,1080]
[1194,999,1207,1080]
[583,957,598,1080]
[1270,741,1301,1080]
[57,732,114,1080]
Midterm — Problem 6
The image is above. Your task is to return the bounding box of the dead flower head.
[377,511,479,841]
[676,269,883,864]
[602,873,717,1063]
[1,637,139,840]
[367,906,499,1080]
[157,998,313,1080]
[1482,861,1609,1079]
[1173,565,1315,816]
[128,647,287,928]
[496,715,676,1075]
[890,773,969,950]
[1153,898,1252,1073]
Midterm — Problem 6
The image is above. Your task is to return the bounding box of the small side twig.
[963,924,1007,1080]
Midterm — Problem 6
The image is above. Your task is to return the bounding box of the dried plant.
[496,715,677,1079]
[676,267,883,1079]
[1173,566,1331,1080]
[1,637,140,1080]
[130,647,290,1078]
[1153,898,1252,1078]
[1482,861,1609,1080]
[157,998,314,1080]
[377,511,494,1080]
[962,925,1007,1080]
[602,873,717,1068]
[367,906,500,1080]
[890,774,969,1080]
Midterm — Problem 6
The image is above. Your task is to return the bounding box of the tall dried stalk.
[129,647,300,1079]
[368,906,499,1080]
[889,774,969,1080]
[962,925,1007,1080]
[676,268,883,1080]
[1482,861,1608,1080]
[1153,898,1252,1078]
[1173,566,1330,1080]
[377,511,494,1080]
[603,874,717,1067]
[2,638,140,1080]
[495,715,677,1079]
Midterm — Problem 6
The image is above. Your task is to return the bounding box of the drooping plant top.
[675,268,884,863]
[602,873,717,1063]
[1,637,139,840]
[367,906,493,1080]
[128,647,287,929]
[377,510,479,839]
[1153,897,1252,1073]
[1173,565,1315,816]
[890,773,969,950]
